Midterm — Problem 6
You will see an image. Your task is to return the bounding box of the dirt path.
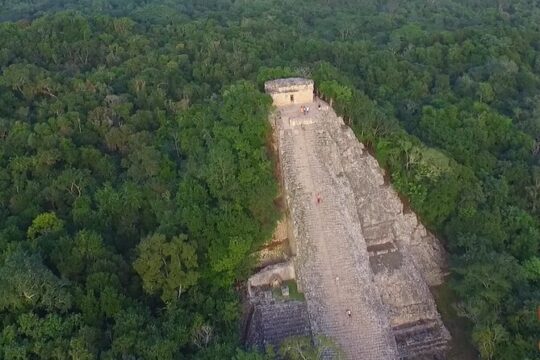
[277,103,398,359]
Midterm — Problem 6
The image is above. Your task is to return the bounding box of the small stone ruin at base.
[245,78,450,359]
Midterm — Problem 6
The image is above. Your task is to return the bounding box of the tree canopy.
[1,1,539,359]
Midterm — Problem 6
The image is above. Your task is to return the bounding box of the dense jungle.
[0,1,539,359]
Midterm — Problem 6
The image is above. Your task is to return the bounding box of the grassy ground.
[272,280,305,301]
[433,284,478,360]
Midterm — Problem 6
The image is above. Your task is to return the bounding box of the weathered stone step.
[393,319,440,336]
[398,341,448,359]
[367,241,398,255]
[394,320,449,359]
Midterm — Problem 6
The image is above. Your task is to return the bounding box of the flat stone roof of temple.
[264,78,313,93]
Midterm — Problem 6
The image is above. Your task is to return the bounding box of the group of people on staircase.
[300,103,323,115]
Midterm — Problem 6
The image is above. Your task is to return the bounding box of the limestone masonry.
[246,78,450,359]
[264,78,314,106]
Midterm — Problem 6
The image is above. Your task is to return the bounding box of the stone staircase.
[393,320,449,359]
[273,101,449,359]
[283,124,399,359]
[246,299,312,350]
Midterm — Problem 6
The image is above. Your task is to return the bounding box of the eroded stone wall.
[247,261,296,294]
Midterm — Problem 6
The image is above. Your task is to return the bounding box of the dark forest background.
[0,1,539,359]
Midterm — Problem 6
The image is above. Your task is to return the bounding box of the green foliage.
[1,1,540,358]
[0,11,279,358]
[472,323,508,360]
[133,233,199,303]
[0,248,72,312]
[257,67,298,90]
[279,335,344,360]
[27,212,64,240]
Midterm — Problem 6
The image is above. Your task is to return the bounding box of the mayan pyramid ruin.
[245,78,450,359]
